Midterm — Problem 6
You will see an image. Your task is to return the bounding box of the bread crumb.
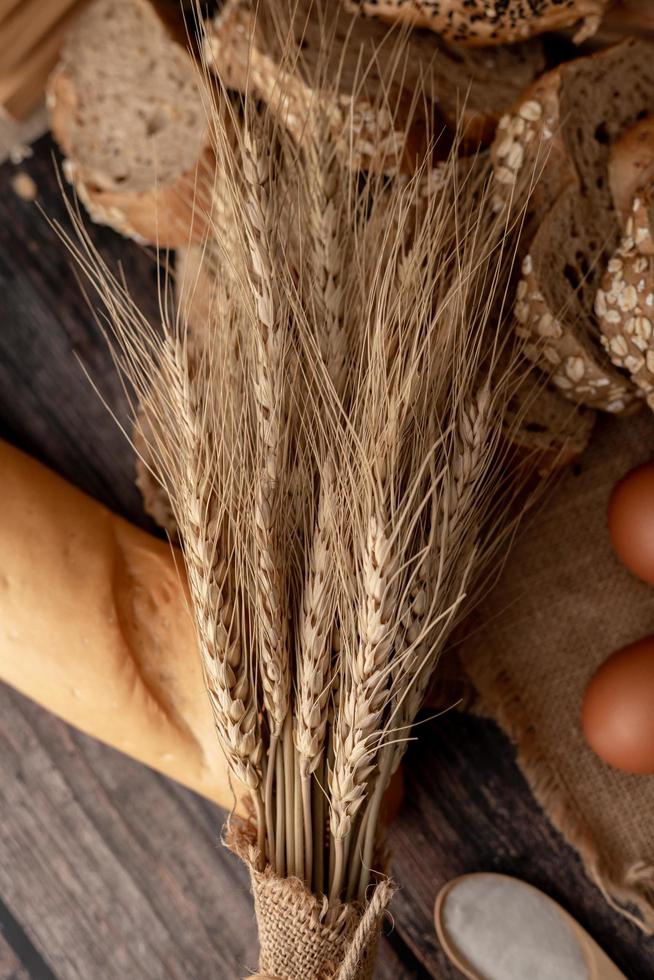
[11,172,37,201]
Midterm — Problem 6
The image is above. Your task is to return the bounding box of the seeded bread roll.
[205,0,545,171]
[0,438,241,811]
[596,233,654,410]
[514,192,640,414]
[341,0,607,47]
[48,0,211,247]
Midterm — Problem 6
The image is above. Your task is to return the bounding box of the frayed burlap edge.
[226,823,395,980]
[465,656,654,934]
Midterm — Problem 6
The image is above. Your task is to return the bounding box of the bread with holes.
[596,234,654,410]
[608,115,654,232]
[48,0,211,247]
[205,0,545,171]
[493,40,654,413]
[514,189,640,414]
[341,0,607,47]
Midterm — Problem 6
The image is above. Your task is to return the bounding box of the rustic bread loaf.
[493,40,654,413]
[48,0,211,247]
[341,0,607,47]
[0,438,241,811]
[205,0,545,171]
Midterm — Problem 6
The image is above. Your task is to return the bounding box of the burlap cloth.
[227,826,394,980]
[459,408,654,930]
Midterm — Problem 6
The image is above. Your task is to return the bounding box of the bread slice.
[609,115,654,227]
[596,233,654,410]
[205,0,545,171]
[504,376,596,475]
[514,190,640,414]
[341,0,607,47]
[48,0,211,247]
[492,39,654,219]
[493,40,654,413]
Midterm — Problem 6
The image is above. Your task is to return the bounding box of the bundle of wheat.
[57,3,548,975]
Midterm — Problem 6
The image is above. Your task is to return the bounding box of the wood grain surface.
[1,136,653,979]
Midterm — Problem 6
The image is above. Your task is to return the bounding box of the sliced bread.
[48,0,211,247]
[205,0,545,172]
[341,0,607,47]
[596,232,654,410]
[514,189,640,414]
[491,39,654,221]
[493,40,654,413]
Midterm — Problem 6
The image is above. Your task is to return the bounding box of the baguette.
[48,0,211,247]
[341,0,607,47]
[205,0,545,171]
[0,438,241,811]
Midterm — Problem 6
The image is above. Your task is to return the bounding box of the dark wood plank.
[1,132,653,980]
[389,711,654,979]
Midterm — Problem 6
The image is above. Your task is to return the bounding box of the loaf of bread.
[493,39,654,414]
[48,0,211,247]
[341,0,607,47]
[0,438,241,811]
[205,0,545,171]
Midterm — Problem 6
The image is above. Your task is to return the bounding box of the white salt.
[442,876,589,980]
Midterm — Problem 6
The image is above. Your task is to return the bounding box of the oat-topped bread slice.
[596,226,654,410]
[515,187,641,414]
[48,0,211,246]
[492,39,654,223]
[341,0,607,47]
[205,0,545,172]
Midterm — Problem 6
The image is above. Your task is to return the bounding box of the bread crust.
[205,0,545,172]
[0,439,241,811]
[341,0,607,46]
[492,40,654,414]
[608,116,654,239]
[515,248,639,414]
[596,229,654,410]
[47,0,212,248]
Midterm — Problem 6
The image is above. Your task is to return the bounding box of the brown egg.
[608,462,654,586]
[582,637,654,774]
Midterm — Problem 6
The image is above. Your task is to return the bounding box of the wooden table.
[1,136,653,980]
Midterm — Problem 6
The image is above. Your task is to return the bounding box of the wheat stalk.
[60,6,548,953]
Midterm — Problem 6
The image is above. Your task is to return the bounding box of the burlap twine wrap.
[227,825,394,980]
[460,410,654,931]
